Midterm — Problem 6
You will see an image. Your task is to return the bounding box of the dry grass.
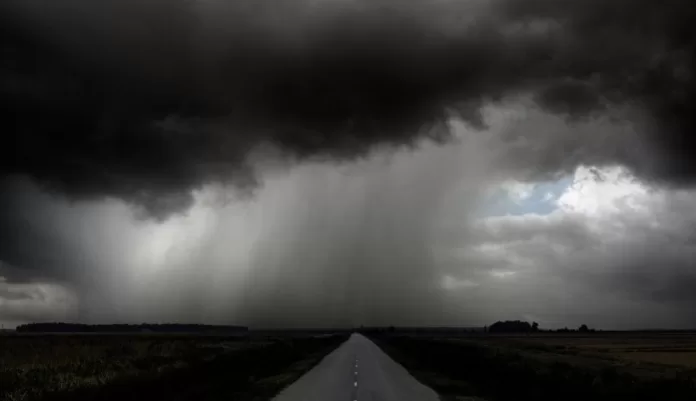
[523,334,696,369]
[616,351,696,368]
[0,333,345,401]
[0,335,249,400]
[374,333,696,401]
[454,333,696,379]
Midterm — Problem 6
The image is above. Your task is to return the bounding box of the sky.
[1,0,696,330]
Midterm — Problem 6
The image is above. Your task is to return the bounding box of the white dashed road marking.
[353,356,359,399]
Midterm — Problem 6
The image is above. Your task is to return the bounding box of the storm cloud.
[2,0,696,329]
[1,0,695,217]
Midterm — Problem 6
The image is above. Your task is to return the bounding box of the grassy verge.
[371,335,696,401]
[1,334,346,401]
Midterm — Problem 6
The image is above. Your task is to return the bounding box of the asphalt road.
[273,333,440,401]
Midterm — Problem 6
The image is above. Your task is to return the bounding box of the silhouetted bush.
[489,320,533,333]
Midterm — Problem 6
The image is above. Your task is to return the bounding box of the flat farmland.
[0,333,346,401]
[480,333,696,377]
[372,332,696,401]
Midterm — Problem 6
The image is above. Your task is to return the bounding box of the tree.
[489,320,533,333]
[579,324,590,332]
[532,322,539,332]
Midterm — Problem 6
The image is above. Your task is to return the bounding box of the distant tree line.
[15,322,248,333]
[488,320,537,333]
[487,321,596,333]
[556,324,596,333]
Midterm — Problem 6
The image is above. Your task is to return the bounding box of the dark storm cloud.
[1,0,695,217]
[0,259,78,323]
[0,280,77,323]
[0,178,84,280]
[502,0,696,184]
[0,260,48,284]
[533,80,606,118]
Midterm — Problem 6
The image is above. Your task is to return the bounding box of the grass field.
[8,330,696,401]
[371,332,696,401]
[481,333,696,378]
[0,333,346,401]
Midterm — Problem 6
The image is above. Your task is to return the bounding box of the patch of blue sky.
[481,176,573,217]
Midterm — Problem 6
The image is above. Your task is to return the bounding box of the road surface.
[273,333,440,401]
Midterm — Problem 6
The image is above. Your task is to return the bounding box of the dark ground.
[370,332,696,401]
[0,333,346,401]
[8,329,696,401]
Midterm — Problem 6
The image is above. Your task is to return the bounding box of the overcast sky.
[1,0,695,329]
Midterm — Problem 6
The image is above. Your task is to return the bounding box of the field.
[488,333,696,375]
[371,332,696,401]
[7,330,696,401]
[0,333,346,401]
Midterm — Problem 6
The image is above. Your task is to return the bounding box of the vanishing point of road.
[273,333,439,401]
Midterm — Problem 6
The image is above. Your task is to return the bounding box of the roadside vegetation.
[0,333,345,401]
[371,331,696,401]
